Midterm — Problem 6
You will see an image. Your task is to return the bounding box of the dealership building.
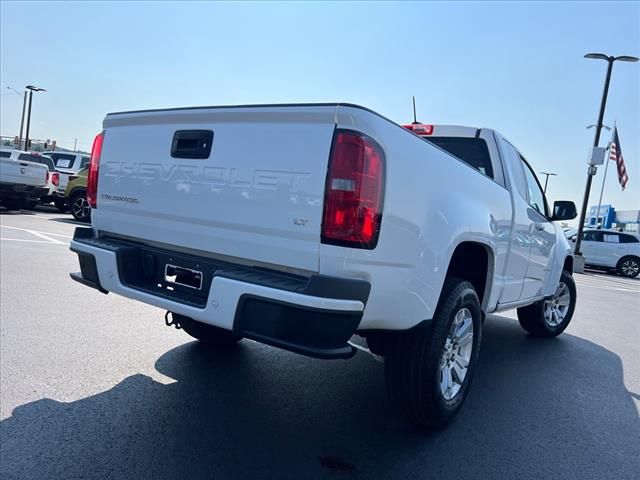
[586,204,640,234]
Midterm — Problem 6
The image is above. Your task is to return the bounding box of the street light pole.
[574,53,638,256]
[18,92,26,149]
[539,171,557,193]
[23,85,46,152]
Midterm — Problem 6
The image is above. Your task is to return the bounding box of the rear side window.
[79,157,90,169]
[32,156,55,171]
[0,151,11,158]
[427,137,494,179]
[583,231,603,242]
[603,234,620,243]
[619,234,639,243]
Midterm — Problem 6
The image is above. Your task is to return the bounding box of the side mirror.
[551,201,577,221]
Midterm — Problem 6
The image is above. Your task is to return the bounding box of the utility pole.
[574,53,638,257]
[74,138,77,151]
[539,171,557,193]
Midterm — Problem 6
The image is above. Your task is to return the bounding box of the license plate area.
[164,264,203,290]
[116,246,219,307]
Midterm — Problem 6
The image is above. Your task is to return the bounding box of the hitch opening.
[164,311,182,330]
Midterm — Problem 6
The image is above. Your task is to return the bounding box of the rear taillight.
[321,130,385,249]
[87,132,104,208]
[51,172,59,187]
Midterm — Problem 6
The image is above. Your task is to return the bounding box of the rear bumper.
[69,228,370,359]
[0,183,48,200]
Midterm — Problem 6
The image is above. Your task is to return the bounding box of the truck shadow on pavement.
[2,316,639,480]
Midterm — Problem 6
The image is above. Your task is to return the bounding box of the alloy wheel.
[72,196,90,221]
[439,307,474,401]
[621,259,639,277]
[543,282,571,327]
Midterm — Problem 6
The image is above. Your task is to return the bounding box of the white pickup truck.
[0,149,49,210]
[70,103,578,428]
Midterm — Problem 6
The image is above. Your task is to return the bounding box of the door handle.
[533,223,545,231]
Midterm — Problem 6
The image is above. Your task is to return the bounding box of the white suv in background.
[570,229,640,278]
[40,151,90,211]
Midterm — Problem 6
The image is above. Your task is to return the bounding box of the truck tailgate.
[93,105,339,273]
[0,159,48,186]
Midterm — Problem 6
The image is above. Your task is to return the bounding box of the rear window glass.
[427,137,494,179]
[32,156,55,171]
[0,151,11,158]
[47,153,76,169]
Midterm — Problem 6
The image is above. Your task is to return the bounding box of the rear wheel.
[517,270,576,337]
[175,314,242,346]
[2,198,27,211]
[25,200,38,210]
[53,197,68,212]
[617,256,640,278]
[70,192,91,222]
[385,278,482,429]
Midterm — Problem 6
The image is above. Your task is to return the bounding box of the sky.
[1,1,639,212]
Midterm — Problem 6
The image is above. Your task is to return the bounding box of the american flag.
[609,127,628,190]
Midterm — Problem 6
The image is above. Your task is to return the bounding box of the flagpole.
[595,122,615,228]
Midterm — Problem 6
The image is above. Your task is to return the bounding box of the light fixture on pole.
[539,171,557,193]
[23,85,46,152]
[574,53,638,258]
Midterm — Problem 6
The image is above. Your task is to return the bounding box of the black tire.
[175,314,241,346]
[2,198,26,211]
[385,278,482,429]
[25,200,38,210]
[616,256,640,278]
[70,192,91,222]
[517,270,576,337]
[53,197,68,212]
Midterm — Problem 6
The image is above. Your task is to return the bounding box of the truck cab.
[404,122,573,306]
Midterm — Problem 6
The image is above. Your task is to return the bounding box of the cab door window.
[521,159,549,217]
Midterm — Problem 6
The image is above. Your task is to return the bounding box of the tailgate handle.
[171,130,214,159]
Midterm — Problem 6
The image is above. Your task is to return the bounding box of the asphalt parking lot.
[1,208,639,480]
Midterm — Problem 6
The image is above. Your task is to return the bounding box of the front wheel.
[385,278,482,429]
[517,270,576,337]
[617,256,640,278]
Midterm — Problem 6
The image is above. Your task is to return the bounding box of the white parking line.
[0,238,57,244]
[574,272,640,293]
[0,225,71,245]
